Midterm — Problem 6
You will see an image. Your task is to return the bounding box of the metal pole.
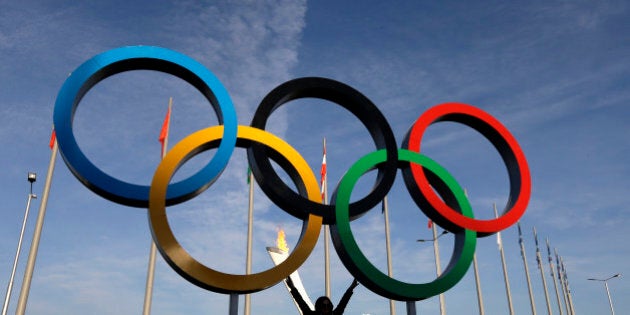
[244,170,254,315]
[2,192,36,315]
[566,284,575,315]
[464,190,484,315]
[382,196,396,315]
[547,239,563,315]
[143,97,172,315]
[15,136,58,315]
[229,294,239,315]
[560,257,575,315]
[432,223,446,315]
[324,226,331,297]
[472,254,485,315]
[405,301,417,315]
[555,249,570,315]
[533,228,552,315]
[588,274,620,315]
[322,138,331,298]
[142,243,158,315]
[604,281,615,315]
[518,223,536,314]
[495,204,514,315]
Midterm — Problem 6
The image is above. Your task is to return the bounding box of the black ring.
[247,77,398,224]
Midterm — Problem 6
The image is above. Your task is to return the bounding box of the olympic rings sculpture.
[53,46,530,301]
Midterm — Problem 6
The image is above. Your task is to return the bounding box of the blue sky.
[1,0,628,314]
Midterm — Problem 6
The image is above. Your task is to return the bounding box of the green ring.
[331,149,476,301]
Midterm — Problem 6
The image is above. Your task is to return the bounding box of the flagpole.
[244,168,254,315]
[555,249,570,315]
[472,254,485,315]
[518,222,537,315]
[547,238,564,315]
[2,175,37,315]
[143,97,172,315]
[382,196,396,315]
[432,222,446,315]
[15,129,58,315]
[321,138,331,298]
[560,257,575,314]
[561,257,572,315]
[495,203,514,315]
[534,228,553,315]
[464,189,485,315]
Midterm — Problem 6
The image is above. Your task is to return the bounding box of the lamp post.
[588,273,621,315]
[417,228,448,315]
[2,172,37,315]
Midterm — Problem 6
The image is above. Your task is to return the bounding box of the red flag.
[49,129,56,149]
[320,138,327,201]
[158,104,172,155]
[427,219,433,229]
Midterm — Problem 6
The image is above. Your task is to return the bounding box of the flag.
[247,167,252,184]
[533,227,541,267]
[554,249,562,280]
[546,238,552,263]
[428,219,433,229]
[560,257,571,292]
[497,231,503,250]
[517,222,524,258]
[546,238,555,278]
[320,138,327,201]
[159,100,172,155]
[49,129,56,149]
[493,203,502,250]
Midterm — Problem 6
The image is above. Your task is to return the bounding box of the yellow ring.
[149,125,322,293]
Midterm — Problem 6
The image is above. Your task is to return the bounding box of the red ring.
[407,103,531,233]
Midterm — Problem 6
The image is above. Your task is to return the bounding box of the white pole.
[382,196,396,315]
[15,134,58,315]
[143,243,158,315]
[533,228,553,315]
[472,254,485,315]
[464,189,484,315]
[547,239,563,315]
[518,223,536,315]
[244,169,254,315]
[495,204,514,315]
[604,281,615,315]
[2,191,36,315]
[432,222,446,315]
[560,257,575,314]
[321,138,331,298]
[555,249,570,315]
[143,97,172,315]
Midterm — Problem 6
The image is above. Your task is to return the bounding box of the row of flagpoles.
[2,98,578,315]
[382,202,577,315]
[0,99,174,315]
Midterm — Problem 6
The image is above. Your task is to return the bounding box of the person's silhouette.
[286,277,359,314]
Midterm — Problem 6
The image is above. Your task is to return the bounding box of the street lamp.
[27,172,36,192]
[588,273,621,315]
[2,172,37,315]
[416,230,448,243]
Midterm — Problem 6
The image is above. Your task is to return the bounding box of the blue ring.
[53,46,237,207]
